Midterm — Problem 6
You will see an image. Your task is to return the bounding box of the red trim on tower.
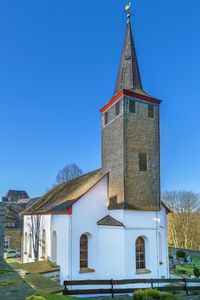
[100,90,124,114]
[100,89,162,114]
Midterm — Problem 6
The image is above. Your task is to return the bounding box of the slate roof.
[114,19,147,97]
[18,197,41,208]
[3,190,29,202]
[97,215,125,227]
[21,169,105,215]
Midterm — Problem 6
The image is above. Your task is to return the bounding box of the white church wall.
[98,226,125,279]
[70,175,108,280]
[109,206,169,280]
[23,215,51,263]
[51,214,70,284]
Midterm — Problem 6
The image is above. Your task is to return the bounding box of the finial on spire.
[124,2,134,22]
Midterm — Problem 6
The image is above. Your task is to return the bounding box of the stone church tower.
[101,17,161,211]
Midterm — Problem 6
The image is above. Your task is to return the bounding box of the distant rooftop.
[2,190,29,203]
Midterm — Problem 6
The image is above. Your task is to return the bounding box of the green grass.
[40,293,75,300]
[191,256,200,264]
[35,295,131,300]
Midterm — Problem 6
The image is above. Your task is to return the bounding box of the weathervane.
[124,2,134,21]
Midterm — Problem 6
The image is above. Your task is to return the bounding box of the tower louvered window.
[139,153,147,172]
[115,102,120,116]
[136,237,145,270]
[80,234,88,269]
[148,104,154,118]
[129,100,135,113]
[105,112,108,125]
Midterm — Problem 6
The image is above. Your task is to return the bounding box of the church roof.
[21,169,105,215]
[114,19,145,97]
[97,215,125,227]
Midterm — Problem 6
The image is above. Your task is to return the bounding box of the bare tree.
[55,163,83,184]
[162,190,200,250]
[28,215,41,260]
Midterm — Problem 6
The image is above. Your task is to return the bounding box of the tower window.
[139,153,147,172]
[148,104,154,118]
[104,112,108,125]
[129,100,135,113]
[115,102,120,116]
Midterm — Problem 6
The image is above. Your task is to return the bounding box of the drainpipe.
[156,212,159,279]
[70,214,72,281]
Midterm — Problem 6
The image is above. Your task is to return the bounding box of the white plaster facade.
[23,175,169,286]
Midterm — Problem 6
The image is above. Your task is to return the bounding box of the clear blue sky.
[0,0,200,198]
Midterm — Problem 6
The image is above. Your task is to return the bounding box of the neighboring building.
[0,202,6,260]
[2,190,29,203]
[22,15,170,286]
[4,202,26,250]
[2,191,40,251]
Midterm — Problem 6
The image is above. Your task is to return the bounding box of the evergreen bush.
[193,267,200,278]
[133,288,180,300]
[176,250,186,259]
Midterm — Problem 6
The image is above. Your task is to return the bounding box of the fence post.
[111,279,114,298]
[63,282,68,295]
[150,279,154,289]
[184,278,188,296]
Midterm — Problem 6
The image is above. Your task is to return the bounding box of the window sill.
[79,268,95,274]
[136,269,151,275]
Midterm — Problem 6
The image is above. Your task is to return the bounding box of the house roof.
[3,190,29,201]
[21,169,105,215]
[97,215,125,227]
[18,197,41,207]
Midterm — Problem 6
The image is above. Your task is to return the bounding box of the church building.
[22,14,170,286]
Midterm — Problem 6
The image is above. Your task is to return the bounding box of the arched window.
[80,234,88,269]
[136,237,145,270]
[29,233,32,258]
[24,233,27,254]
[42,229,46,259]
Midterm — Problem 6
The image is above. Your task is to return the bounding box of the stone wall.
[0,203,6,260]
[101,94,160,210]
[102,95,125,207]
[5,228,22,251]
[169,247,200,258]
[124,96,160,210]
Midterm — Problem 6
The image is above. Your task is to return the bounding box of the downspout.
[156,212,159,279]
[70,214,73,281]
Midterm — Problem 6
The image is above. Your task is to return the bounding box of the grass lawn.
[191,256,200,264]
[30,295,131,300]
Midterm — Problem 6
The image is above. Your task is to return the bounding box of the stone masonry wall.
[5,228,22,251]
[101,94,160,210]
[102,96,125,206]
[124,96,160,210]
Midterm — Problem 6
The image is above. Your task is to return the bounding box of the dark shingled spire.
[114,19,143,96]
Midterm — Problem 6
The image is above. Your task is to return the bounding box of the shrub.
[176,250,186,259]
[169,254,173,260]
[193,267,200,278]
[133,288,180,300]
[26,296,46,300]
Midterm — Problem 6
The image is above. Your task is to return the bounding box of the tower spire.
[114,18,143,96]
